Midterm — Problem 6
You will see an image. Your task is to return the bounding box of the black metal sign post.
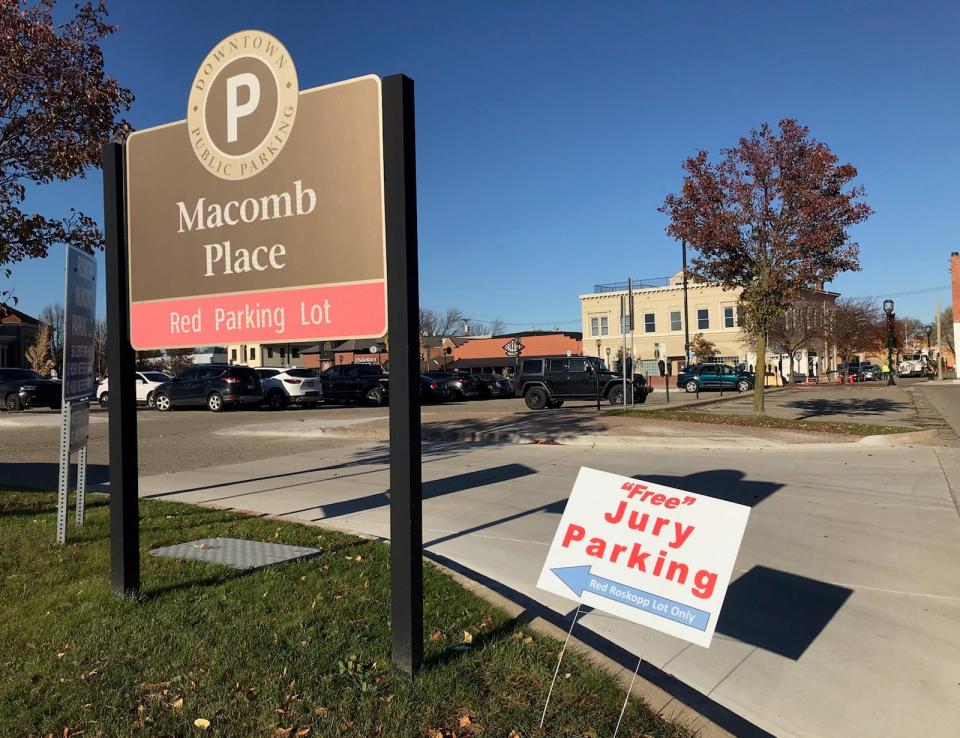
[383,74,423,676]
[103,142,141,596]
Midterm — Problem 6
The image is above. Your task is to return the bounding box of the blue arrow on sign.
[551,565,710,631]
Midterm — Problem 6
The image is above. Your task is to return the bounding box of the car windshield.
[286,368,316,378]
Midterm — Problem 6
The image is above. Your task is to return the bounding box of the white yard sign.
[537,467,750,647]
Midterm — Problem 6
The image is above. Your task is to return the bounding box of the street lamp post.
[682,239,691,366]
[595,339,602,411]
[883,299,896,386]
[925,325,932,350]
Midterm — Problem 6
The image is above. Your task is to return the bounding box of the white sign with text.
[537,467,750,647]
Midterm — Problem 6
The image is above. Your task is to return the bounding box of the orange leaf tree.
[661,119,871,413]
[0,0,133,267]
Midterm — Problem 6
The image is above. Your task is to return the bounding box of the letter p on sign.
[226,72,261,143]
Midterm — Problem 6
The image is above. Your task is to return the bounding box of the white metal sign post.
[537,466,750,730]
[56,245,97,543]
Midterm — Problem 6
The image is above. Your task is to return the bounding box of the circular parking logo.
[187,30,298,181]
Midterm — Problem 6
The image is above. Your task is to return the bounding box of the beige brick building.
[580,273,840,379]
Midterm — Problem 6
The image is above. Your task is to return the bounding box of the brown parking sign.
[126,30,387,350]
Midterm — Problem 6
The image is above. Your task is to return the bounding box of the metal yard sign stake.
[612,629,653,738]
[539,603,583,729]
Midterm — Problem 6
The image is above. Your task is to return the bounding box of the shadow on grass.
[786,397,912,420]
[0,462,110,492]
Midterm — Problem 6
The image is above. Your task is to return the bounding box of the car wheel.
[366,386,384,407]
[736,379,750,392]
[684,380,699,393]
[608,385,631,405]
[146,391,155,408]
[99,392,109,408]
[154,392,172,411]
[548,399,565,408]
[207,392,224,412]
[525,387,549,410]
[5,394,22,412]
[267,390,288,410]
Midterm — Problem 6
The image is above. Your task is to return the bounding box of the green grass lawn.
[612,408,915,436]
[0,489,694,738]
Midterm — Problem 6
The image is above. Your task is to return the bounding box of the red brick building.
[0,307,44,369]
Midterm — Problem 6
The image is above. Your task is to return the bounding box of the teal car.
[677,363,754,393]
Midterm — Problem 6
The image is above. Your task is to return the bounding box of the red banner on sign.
[130,281,386,350]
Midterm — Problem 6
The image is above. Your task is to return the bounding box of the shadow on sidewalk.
[300,463,537,521]
[718,566,852,660]
[637,470,782,508]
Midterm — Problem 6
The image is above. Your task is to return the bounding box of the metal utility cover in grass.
[150,538,319,570]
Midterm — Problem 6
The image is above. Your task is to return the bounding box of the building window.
[230,348,237,362]
[697,308,709,330]
[267,347,274,359]
[644,313,655,333]
[590,316,609,337]
[249,347,256,361]
[292,347,300,358]
[670,311,682,331]
[723,306,735,328]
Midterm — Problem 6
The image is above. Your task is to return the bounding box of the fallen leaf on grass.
[193,718,210,730]
[273,728,291,737]
[508,731,521,738]
[172,697,183,709]
[313,707,328,717]
[462,630,473,644]
[295,728,310,737]
[458,714,472,728]
[430,630,443,641]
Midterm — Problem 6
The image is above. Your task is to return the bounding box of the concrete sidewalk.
[127,438,960,738]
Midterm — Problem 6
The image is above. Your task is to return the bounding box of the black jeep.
[514,356,651,410]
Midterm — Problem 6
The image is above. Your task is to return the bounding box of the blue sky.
[11,0,958,328]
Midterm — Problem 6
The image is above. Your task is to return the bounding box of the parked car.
[677,363,754,393]
[859,364,880,381]
[423,371,481,400]
[0,368,62,411]
[97,371,172,408]
[153,365,263,412]
[255,367,322,409]
[514,356,651,410]
[320,364,389,406]
[476,373,514,398]
[420,375,451,403]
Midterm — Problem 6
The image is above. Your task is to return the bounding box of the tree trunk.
[753,333,766,414]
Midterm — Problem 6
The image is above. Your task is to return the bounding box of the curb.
[430,558,738,738]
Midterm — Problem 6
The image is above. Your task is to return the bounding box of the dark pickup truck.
[514,355,651,410]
